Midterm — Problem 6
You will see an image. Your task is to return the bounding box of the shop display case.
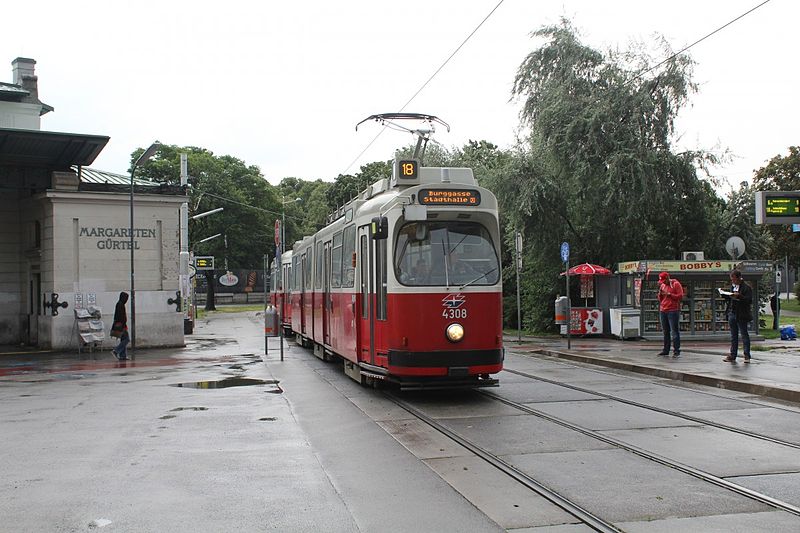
[640,277,753,336]
[611,259,771,339]
[642,280,691,334]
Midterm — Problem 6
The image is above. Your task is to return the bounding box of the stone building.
[0,58,186,350]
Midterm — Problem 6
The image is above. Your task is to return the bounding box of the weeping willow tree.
[492,21,721,331]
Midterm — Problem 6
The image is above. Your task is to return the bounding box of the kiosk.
[617,259,772,339]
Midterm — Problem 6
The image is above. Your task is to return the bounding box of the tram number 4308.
[442,308,468,319]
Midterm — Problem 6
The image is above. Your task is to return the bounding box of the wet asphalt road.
[4,311,800,532]
[0,313,503,533]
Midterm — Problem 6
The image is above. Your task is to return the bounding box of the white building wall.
[0,101,41,130]
[45,191,185,350]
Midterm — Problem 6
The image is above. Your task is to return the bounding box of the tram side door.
[300,252,307,334]
[323,241,332,345]
[357,226,374,365]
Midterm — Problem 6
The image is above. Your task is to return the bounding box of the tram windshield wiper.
[459,267,498,290]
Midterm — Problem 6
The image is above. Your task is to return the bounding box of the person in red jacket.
[657,272,683,357]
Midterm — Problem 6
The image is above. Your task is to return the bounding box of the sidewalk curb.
[533,348,800,404]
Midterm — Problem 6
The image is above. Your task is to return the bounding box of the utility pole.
[179,154,191,334]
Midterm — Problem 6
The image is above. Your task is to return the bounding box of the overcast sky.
[5,0,796,193]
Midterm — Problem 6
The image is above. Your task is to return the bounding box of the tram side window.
[331,231,343,288]
[292,255,300,291]
[342,225,356,288]
[315,241,323,289]
[304,251,312,289]
[300,249,311,292]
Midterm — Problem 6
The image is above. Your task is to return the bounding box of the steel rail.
[480,389,800,517]
[503,367,800,451]
[385,392,623,533]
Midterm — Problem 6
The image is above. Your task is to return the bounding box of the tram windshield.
[395,221,500,287]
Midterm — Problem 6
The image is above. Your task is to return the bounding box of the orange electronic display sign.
[418,189,481,206]
[397,159,419,179]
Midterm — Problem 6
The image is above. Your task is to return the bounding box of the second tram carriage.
[270,250,294,336]
[271,157,503,389]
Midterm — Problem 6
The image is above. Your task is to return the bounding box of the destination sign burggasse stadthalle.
[418,189,481,206]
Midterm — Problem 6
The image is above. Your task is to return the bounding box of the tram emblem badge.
[442,293,465,309]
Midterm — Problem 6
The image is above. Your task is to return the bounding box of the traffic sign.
[560,242,570,263]
[194,256,215,270]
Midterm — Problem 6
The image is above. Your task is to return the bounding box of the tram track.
[478,388,800,518]
[385,391,623,533]
[385,376,800,531]
[503,367,800,451]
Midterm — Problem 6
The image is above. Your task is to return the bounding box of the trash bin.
[555,296,568,325]
[264,305,279,337]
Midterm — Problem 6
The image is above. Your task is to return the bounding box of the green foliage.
[277,177,331,245]
[708,181,771,259]
[131,144,279,268]
[490,21,726,331]
[327,161,392,208]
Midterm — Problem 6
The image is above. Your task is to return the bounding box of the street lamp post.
[278,197,301,363]
[129,142,160,352]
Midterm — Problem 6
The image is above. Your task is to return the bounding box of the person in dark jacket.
[770,292,779,330]
[111,292,129,360]
[722,270,753,363]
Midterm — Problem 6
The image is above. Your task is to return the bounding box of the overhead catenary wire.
[192,1,771,219]
[201,191,303,222]
[628,0,772,86]
[341,0,506,175]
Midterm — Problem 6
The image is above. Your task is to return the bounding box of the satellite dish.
[725,236,746,259]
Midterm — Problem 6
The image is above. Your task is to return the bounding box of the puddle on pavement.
[170,377,280,390]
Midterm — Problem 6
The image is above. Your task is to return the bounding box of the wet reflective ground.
[0,344,259,381]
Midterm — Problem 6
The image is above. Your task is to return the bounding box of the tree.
[131,144,280,269]
[753,147,800,266]
[710,182,771,260]
[499,20,719,330]
[327,160,392,209]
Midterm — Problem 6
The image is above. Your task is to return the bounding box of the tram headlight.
[446,323,465,343]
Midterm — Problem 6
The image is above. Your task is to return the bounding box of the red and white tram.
[269,250,294,336]
[272,156,504,389]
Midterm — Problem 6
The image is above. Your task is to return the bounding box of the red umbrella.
[560,263,612,276]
